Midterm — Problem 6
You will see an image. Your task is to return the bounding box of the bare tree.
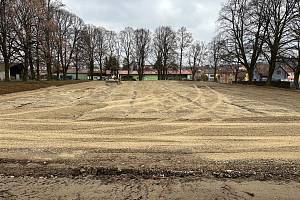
[73,29,86,80]
[13,0,44,81]
[177,27,193,80]
[188,41,208,80]
[33,0,62,80]
[210,35,224,82]
[53,9,83,79]
[0,0,16,81]
[42,0,61,80]
[281,1,300,89]
[95,27,108,80]
[153,26,177,80]
[219,0,268,83]
[292,1,300,89]
[106,30,117,57]
[119,27,134,77]
[82,24,97,80]
[263,0,298,85]
[134,28,151,81]
[32,1,44,81]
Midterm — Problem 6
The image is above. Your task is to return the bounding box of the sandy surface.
[0,81,299,199]
[1,176,300,200]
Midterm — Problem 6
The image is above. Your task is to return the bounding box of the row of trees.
[0,0,211,82]
[1,0,298,87]
[215,0,300,88]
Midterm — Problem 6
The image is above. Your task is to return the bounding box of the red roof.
[106,69,192,75]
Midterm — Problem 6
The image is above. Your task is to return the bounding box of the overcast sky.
[61,0,226,42]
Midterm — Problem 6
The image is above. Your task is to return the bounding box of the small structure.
[219,65,246,84]
[0,63,23,81]
[195,65,246,83]
[10,64,23,80]
[253,63,289,82]
[195,66,216,81]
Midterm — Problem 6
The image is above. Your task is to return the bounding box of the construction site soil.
[0,81,299,199]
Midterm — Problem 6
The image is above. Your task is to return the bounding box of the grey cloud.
[62,0,226,42]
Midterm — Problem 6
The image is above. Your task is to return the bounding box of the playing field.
[0,81,299,199]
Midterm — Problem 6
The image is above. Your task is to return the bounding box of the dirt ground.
[0,81,299,199]
[0,81,86,95]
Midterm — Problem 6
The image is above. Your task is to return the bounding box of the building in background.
[252,63,289,82]
[0,63,23,81]
[106,68,193,81]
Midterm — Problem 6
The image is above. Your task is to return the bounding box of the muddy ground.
[0,81,299,199]
[0,81,86,95]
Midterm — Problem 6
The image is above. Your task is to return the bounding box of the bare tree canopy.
[216,0,299,87]
[188,41,208,80]
[0,0,16,81]
[134,28,151,81]
[0,0,299,87]
[153,26,177,80]
[119,27,134,77]
[177,27,193,80]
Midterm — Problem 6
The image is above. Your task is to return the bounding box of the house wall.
[144,75,159,81]
[207,74,215,81]
[53,73,88,80]
[132,75,158,81]
[288,73,300,82]
[131,75,192,81]
[195,72,216,81]
[272,68,288,81]
[253,72,261,81]
[0,64,10,81]
[0,72,5,81]
[69,73,88,80]
[253,67,288,81]
[219,73,234,84]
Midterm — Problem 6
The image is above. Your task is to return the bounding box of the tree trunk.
[46,0,52,81]
[46,62,52,81]
[56,67,59,80]
[180,48,183,80]
[29,48,35,80]
[75,62,79,80]
[4,58,10,81]
[267,59,276,86]
[23,54,29,81]
[100,62,103,81]
[138,67,143,81]
[214,63,218,82]
[296,46,300,89]
[247,68,254,84]
[36,58,40,81]
[138,58,144,81]
[63,68,67,80]
[127,56,130,79]
[90,60,94,80]
[192,70,196,81]
[235,68,239,83]
[158,68,162,80]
